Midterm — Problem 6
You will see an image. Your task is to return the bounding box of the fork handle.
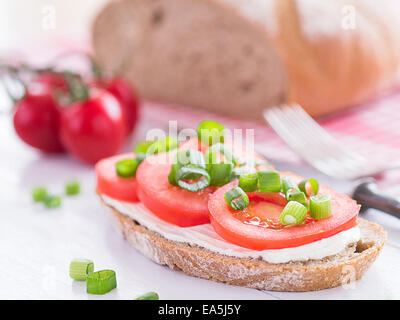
[352,181,400,219]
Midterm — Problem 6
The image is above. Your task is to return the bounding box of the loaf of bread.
[92,0,400,119]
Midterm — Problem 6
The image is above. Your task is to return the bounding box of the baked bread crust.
[103,198,386,292]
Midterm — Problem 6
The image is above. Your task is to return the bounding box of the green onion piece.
[87,270,117,295]
[206,143,237,165]
[65,180,80,196]
[309,195,331,220]
[176,167,210,192]
[287,190,309,208]
[239,173,258,192]
[69,258,94,281]
[281,176,299,196]
[43,195,61,208]
[224,187,249,211]
[257,171,281,193]
[197,120,225,146]
[168,150,207,185]
[147,136,178,155]
[298,178,319,197]
[116,159,139,178]
[208,163,233,186]
[231,166,255,179]
[136,291,159,300]
[279,201,308,225]
[134,141,154,154]
[32,186,47,202]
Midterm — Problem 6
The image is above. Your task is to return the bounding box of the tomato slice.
[208,173,359,250]
[95,153,139,202]
[136,152,215,227]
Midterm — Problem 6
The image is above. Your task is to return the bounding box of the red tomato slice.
[208,172,359,250]
[178,137,209,153]
[95,153,139,202]
[136,152,215,227]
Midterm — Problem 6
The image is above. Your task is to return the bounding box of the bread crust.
[103,199,386,292]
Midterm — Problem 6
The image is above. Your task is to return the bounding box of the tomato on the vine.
[91,77,139,135]
[13,86,65,153]
[59,88,126,164]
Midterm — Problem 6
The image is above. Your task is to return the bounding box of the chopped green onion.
[87,270,117,295]
[224,187,249,211]
[116,159,139,178]
[197,120,225,146]
[287,190,308,208]
[206,143,237,165]
[134,141,154,154]
[309,195,331,220]
[65,180,80,196]
[208,163,233,186]
[169,150,206,185]
[239,173,258,192]
[32,186,47,202]
[136,291,159,300]
[69,258,94,281]
[43,195,61,208]
[298,178,319,197]
[147,136,178,155]
[257,171,281,193]
[176,167,210,192]
[231,166,255,179]
[279,201,308,225]
[281,176,299,197]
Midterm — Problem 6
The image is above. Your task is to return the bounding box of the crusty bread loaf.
[103,197,386,292]
[92,0,400,119]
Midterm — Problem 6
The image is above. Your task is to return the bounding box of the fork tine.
[264,104,369,179]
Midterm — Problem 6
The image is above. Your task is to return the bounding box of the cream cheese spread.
[102,195,360,264]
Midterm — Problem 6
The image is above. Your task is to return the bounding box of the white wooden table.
[1,114,400,300]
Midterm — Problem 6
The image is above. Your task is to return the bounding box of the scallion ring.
[281,176,299,197]
[43,195,61,208]
[286,190,309,208]
[239,173,258,192]
[32,186,47,202]
[65,180,80,196]
[257,170,281,193]
[168,150,207,185]
[175,166,210,192]
[134,141,154,154]
[197,120,225,146]
[309,195,331,220]
[224,187,249,211]
[86,270,117,295]
[69,258,94,281]
[279,201,308,225]
[208,163,233,186]
[146,136,178,155]
[136,292,159,300]
[298,178,319,197]
[116,158,139,178]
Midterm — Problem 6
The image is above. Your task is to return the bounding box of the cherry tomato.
[208,173,359,250]
[59,88,126,164]
[92,77,139,135]
[13,87,64,153]
[95,152,139,202]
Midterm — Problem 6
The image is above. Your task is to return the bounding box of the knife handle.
[352,181,400,219]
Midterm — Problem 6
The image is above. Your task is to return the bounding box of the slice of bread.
[102,198,386,292]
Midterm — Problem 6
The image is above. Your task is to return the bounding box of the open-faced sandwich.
[95,121,386,292]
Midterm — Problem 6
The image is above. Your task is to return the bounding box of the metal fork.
[263,103,400,180]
